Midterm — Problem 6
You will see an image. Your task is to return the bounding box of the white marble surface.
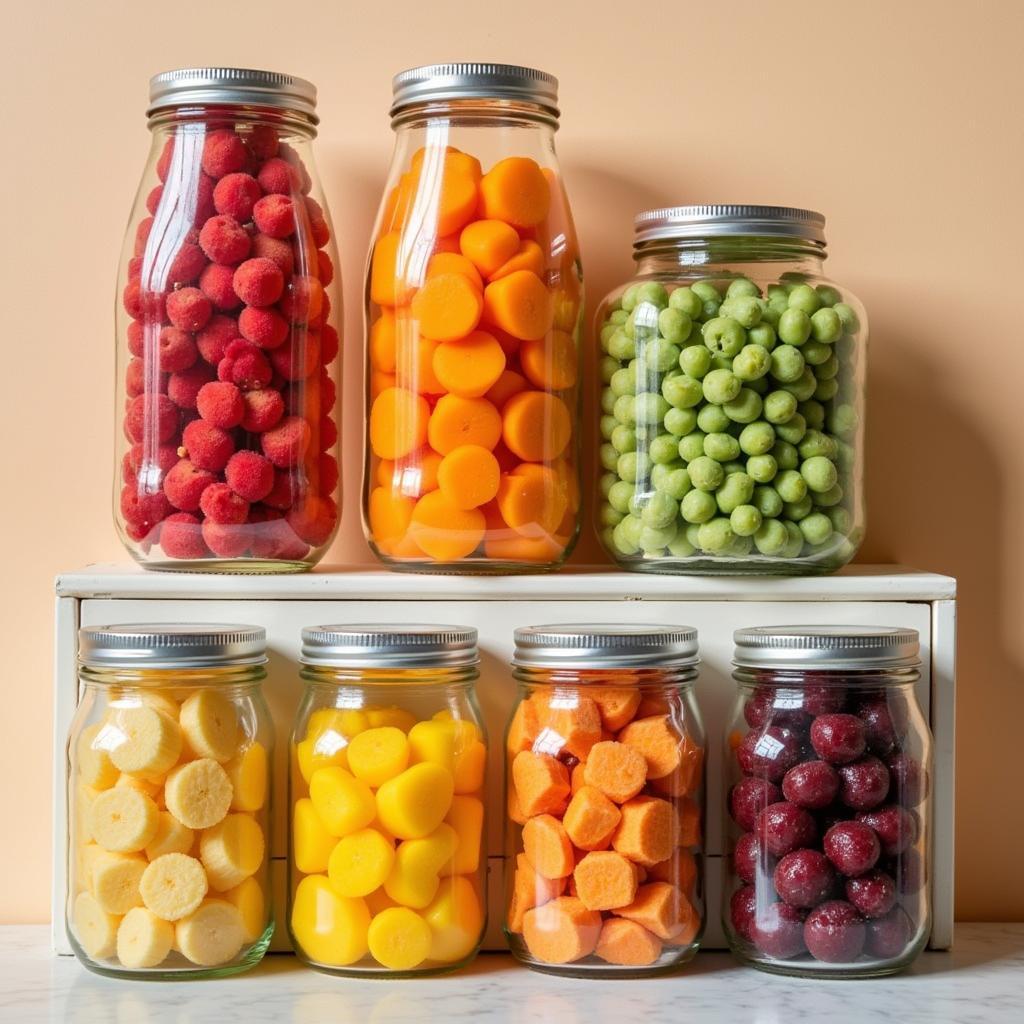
[2,924,1022,1024]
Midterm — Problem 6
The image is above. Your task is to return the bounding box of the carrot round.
[388,448,442,498]
[479,156,551,228]
[394,331,446,395]
[427,395,502,454]
[370,369,397,398]
[408,490,485,561]
[502,391,572,462]
[437,445,500,510]
[519,330,578,391]
[485,369,528,410]
[368,486,415,543]
[512,750,570,818]
[522,814,574,880]
[595,918,662,967]
[432,330,507,398]
[490,239,545,281]
[496,463,568,536]
[411,146,482,183]
[380,173,415,234]
[369,311,397,373]
[459,219,521,278]
[618,716,683,780]
[376,459,396,488]
[411,272,483,342]
[426,251,483,291]
[522,896,601,965]
[583,741,648,804]
[369,386,430,460]
[483,270,552,341]
[370,231,414,307]
[573,851,639,911]
[484,532,565,563]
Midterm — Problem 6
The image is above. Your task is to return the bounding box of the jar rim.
[390,63,558,120]
[147,67,318,123]
[634,205,826,245]
[78,624,267,669]
[733,625,920,671]
[300,624,479,669]
[512,623,699,670]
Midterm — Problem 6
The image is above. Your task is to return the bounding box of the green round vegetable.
[702,368,742,405]
[688,455,725,491]
[702,317,747,358]
[730,504,762,537]
[680,489,717,523]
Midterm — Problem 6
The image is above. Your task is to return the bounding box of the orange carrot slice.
[588,688,642,732]
[368,485,415,543]
[411,272,483,342]
[370,231,414,307]
[611,796,677,867]
[485,369,528,410]
[617,882,693,942]
[479,156,551,228]
[436,445,500,510]
[432,330,507,398]
[522,896,602,964]
[583,741,648,804]
[618,716,684,780]
[573,851,640,911]
[426,251,483,291]
[594,918,663,966]
[459,219,521,278]
[519,330,578,391]
[369,311,397,373]
[490,239,545,282]
[495,463,568,536]
[523,814,575,880]
[394,330,446,395]
[512,750,570,818]
[563,785,621,852]
[408,490,485,561]
[369,386,429,459]
[427,395,502,454]
[483,270,552,341]
[501,391,572,462]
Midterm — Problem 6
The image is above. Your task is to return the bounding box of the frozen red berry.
[122,280,166,322]
[125,393,180,444]
[319,369,337,409]
[733,832,767,885]
[261,469,298,510]
[802,684,846,716]
[167,242,207,286]
[257,157,300,195]
[168,361,216,410]
[248,509,310,561]
[202,130,248,179]
[199,263,243,311]
[127,320,145,357]
[893,847,925,894]
[736,726,803,782]
[782,760,839,810]
[200,482,249,524]
[886,752,928,807]
[810,714,867,765]
[262,415,311,468]
[318,453,339,494]
[196,315,239,365]
[233,257,284,307]
[219,338,273,390]
[166,287,212,332]
[196,381,245,428]
[316,250,334,286]
[240,388,285,433]
[305,197,330,247]
[126,358,152,398]
[270,332,319,381]
[319,414,338,451]
[251,194,295,239]
[774,849,835,909]
[120,484,172,534]
[158,327,198,373]
[844,870,896,919]
[198,214,251,265]
[729,777,783,832]
[239,306,289,349]
[163,458,216,512]
[837,756,890,811]
[125,442,178,481]
[161,512,208,560]
[202,520,251,558]
[286,494,338,546]
[251,233,295,277]
[855,805,916,856]
[751,902,806,960]
[248,125,280,161]
[865,907,914,959]
[803,900,865,963]
[156,138,175,181]
[225,450,275,502]
[182,419,234,472]
[146,184,164,215]
[320,324,339,364]
[857,700,901,756]
[213,173,262,221]
[755,802,817,858]
[730,885,758,942]
[135,217,153,256]
[823,821,880,877]
[279,275,323,323]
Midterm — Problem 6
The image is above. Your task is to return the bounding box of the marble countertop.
[3,924,1022,1024]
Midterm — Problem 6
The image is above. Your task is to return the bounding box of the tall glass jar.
[67,624,272,978]
[595,206,865,575]
[505,625,705,977]
[289,624,487,975]
[363,64,583,573]
[115,68,342,572]
[723,626,931,978]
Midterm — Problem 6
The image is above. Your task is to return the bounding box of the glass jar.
[289,624,486,975]
[363,63,583,572]
[595,206,865,575]
[67,624,272,978]
[723,626,931,978]
[505,624,705,977]
[115,67,341,572]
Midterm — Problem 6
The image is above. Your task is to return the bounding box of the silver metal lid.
[513,624,699,670]
[301,624,479,669]
[733,625,920,670]
[634,205,826,245]
[148,67,318,121]
[390,63,559,118]
[79,624,267,669]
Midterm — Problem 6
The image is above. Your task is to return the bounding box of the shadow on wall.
[861,317,1024,920]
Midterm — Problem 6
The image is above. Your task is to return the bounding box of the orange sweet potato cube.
[562,785,621,851]
[611,794,677,867]
[508,851,566,933]
[616,881,693,942]
[522,896,602,965]
[573,850,640,911]
[583,740,647,804]
[589,686,642,732]
[512,750,571,818]
[594,917,662,967]
[618,715,683,780]
[523,814,575,880]
[532,691,602,761]
[507,697,540,755]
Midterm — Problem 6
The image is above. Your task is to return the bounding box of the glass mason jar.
[595,206,866,575]
[289,624,487,975]
[505,625,705,977]
[115,67,341,572]
[67,624,272,979]
[363,63,583,573]
[723,626,932,978]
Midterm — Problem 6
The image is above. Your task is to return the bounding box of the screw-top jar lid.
[79,624,267,669]
[733,625,920,670]
[301,624,479,669]
[513,624,699,670]
[634,205,826,245]
[390,63,559,119]
[148,67,318,122]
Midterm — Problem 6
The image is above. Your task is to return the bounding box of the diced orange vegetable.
[485,369,528,410]
[370,232,414,307]
[495,464,568,537]
[410,146,482,182]
[479,157,551,228]
[522,814,574,880]
[676,797,701,847]
[408,490,485,561]
[512,750,570,818]
[616,881,691,942]
[507,698,540,755]
[388,449,443,499]
[432,330,507,398]
[371,370,397,399]
[460,219,521,278]
[663,893,700,947]
[508,852,566,933]
[483,533,566,564]
[648,847,697,896]
[570,762,587,795]
[369,386,430,459]
[394,332,446,395]
[368,486,415,544]
[618,715,683,780]
[532,691,602,761]
[411,272,483,342]
[562,786,621,852]
[649,735,704,798]
[369,311,397,372]
[428,395,502,454]
[611,795,677,867]
[483,270,553,341]
[594,918,662,967]
[573,851,639,912]
[588,687,641,732]
[522,896,601,965]
[508,782,529,826]
[426,251,483,291]
[583,741,647,804]
[435,444,500,510]
[380,173,415,234]
[489,239,545,282]
[519,330,578,391]
[501,391,572,462]
[636,695,670,719]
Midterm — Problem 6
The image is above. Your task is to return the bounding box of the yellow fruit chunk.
[453,740,486,794]
[175,898,246,966]
[365,887,400,915]
[109,707,183,777]
[293,798,339,874]
[145,811,195,860]
[442,796,483,876]
[75,842,104,893]
[91,851,147,914]
[89,787,159,853]
[346,727,410,787]
[309,767,377,838]
[423,876,483,963]
[140,852,208,921]
[295,735,348,784]
[367,906,432,971]
[226,742,268,812]
[77,724,120,790]
[384,824,458,909]
[290,875,370,967]
[164,758,233,830]
[409,719,484,795]
[180,690,241,762]
[117,907,174,969]
[222,877,266,944]
[74,783,99,843]
[366,707,418,733]
[307,708,369,742]
[200,813,265,891]
[376,762,454,840]
[115,773,165,809]
[72,891,120,960]
[328,828,395,898]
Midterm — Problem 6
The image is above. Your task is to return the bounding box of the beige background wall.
[1,0,1020,923]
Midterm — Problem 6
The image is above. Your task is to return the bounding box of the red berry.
[837,756,890,811]
[125,442,178,481]
[270,332,319,381]
[200,482,249,524]
[279,275,323,324]
[219,338,273,390]
[855,805,917,856]
[318,453,339,494]
[810,714,867,765]
[262,415,311,468]
[225,451,275,502]
[802,685,847,716]
[158,327,198,373]
[127,320,145,357]
[774,849,835,909]
[196,315,239,364]
[166,287,212,332]
[135,217,153,256]
[156,138,174,181]
[316,250,334,286]
[213,173,262,221]
[844,870,897,919]
[196,381,245,428]
[305,197,330,247]
[257,157,300,195]
[202,520,251,558]
[122,280,166,322]
[248,509,310,561]
[286,494,337,547]
[782,760,840,810]
[182,419,234,472]
[248,126,280,161]
[233,258,284,307]
[729,777,783,832]
[252,194,295,239]
[857,700,900,756]
[803,900,866,963]
[737,726,803,782]
[163,459,216,512]
[865,907,914,959]
[251,233,295,277]
[240,388,285,433]
[886,752,927,807]
[202,130,248,178]
[319,414,338,451]
[755,802,817,858]
[168,361,216,410]
[120,484,172,533]
[751,902,806,960]
[146,184,164,215]
[730,885,758,942]
[262,469,298,510]
[893,847,925,894]
[320,369,337,409]
[125,394,180,444]
[199,263,243,311]
[823,821,880,877]
[320,324,339,364]
[167,243,207,286]
[239,306,289,349]
[161,512,208,560]
[199,214,251,265]
[733,832,766,885]
[126,358,165,398]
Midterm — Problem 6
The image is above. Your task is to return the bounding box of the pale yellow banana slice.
[164,758,233,830]
[175,899,246,966]
[116,907,174,969]
[226,742,268,813]
[140,852,208,921]
[180,691,240,763]
[89,787,159,853]
[74,842,104,893]
[77,724,120,790]
[73,783,100,844]
[110,707,182,776]
[145,810,195,860]
[72,891,120,960]
[115,773,165,810]
[91,851,147,915]
[199,813,265,892]
[221,877,266,943]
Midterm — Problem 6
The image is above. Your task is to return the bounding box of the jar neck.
[147,104,317,139]
[513,665,698,688]
[633,236,826,278]
[391,98,558,132]
[80,664,266,688]
[732,666,920,689]
[301,664,479,689]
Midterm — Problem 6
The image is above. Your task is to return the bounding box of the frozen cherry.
[751,901,807,959]
[845,870,897,919]
[733,832,770,885]
[744,689,809,731]
[729,777,783,832]
[810,714,866,765]
[893,847,925,894]
[823,821,880,877]
[782,760,839,810]
[856,805,916,856]
[730,885,758,942]
[886,752,928,807]
[755,802,817,858]
[803,900,866,963]
[737,726,803,782]
[865,907,915,959]
[774,849,835,909]
[857,699,900,756]
[837,756,890,810]
[802,684,846,716]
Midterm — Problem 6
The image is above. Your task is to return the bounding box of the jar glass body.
[288,665,487,974]
[504,667,705,976]
[67,666,273,978]
[363,101,583,572]
[115,106,341,572]
[723,668,931,977]
[595,239,865,574]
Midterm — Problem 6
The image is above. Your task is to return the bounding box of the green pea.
[610,366,636,397]
[771,440,799,470]
[600,323,618,350]
[598,357,617,385]
[636,281,670,309]
[815,483,844,507]
[600,506,624,528]
[748,323,777,351]
[601,388,617,415]
[620,284,640,313]
[600,471,618,498]
[658,307,693,346]
[681,488,717,524]
[640,490,678,529]
[617,451,650,483]
[665,407,699,436]
[785,369,818,402]
[799,512,833,545]
[799,400,825,430]
[691,281,722,304]
[753,485,784,518]
[730,503,763,537]
[787,283,821,315]
[721,296,763,329]
[704,432,741,463]
[721,460,746,476]
[814,378,839,402]
[746,374,770,396]
[650,433,681,464]
[703,368,742,405]
[627,491,646,517]
[778,308,812,346]
[730,534,755,556]
[710,353,734,372]
[608,480,635,513]
[600,443,619,472]
[815,354,840,381]
[600,414,617,441]
[643,338,681,373]
[623,310,637,340]
[697,517,736,553]
[827,404,859,438]
[753,518,788,556]
[716,471,755,514]
[613,394,636,426]
[733,344,771,381]
[801,341,832,367]
[667,532,696,558]
[688,455,725,491]
[635,392,670,426]
[609,308,629,325]
[782,521,805,558]
[611,425,636,454]
[767,285,788,302]
[833,302,860,333]
[802,455,838,493]
[810,307,842,343]
[669,286,704,319]
[612,515,643,554]
[746,453,778,482]
[835,440,856,473]
[685,523,702,548]
[658,466,693,501]
[764,390,798,424]
[784,495,814,521]
[690,408,722,437]
[607,330,636,361]
[739,421,776,456]
[724,388,763,424]
[776,469,808,503]
[770,345,805,383]
[726,278,760,299]
[662,374,703,410]
[816,284,843,307]
[799,430,838,460]
[641,522,677,553]
[678,431,706,462]
[763,298,787,327]
[702,317,747,358]
[827,506,852,534]
[679,344,712,379]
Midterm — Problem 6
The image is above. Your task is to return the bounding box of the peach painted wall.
[1,0,1021,923]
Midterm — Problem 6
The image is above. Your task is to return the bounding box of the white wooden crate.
[52,564,956,955]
